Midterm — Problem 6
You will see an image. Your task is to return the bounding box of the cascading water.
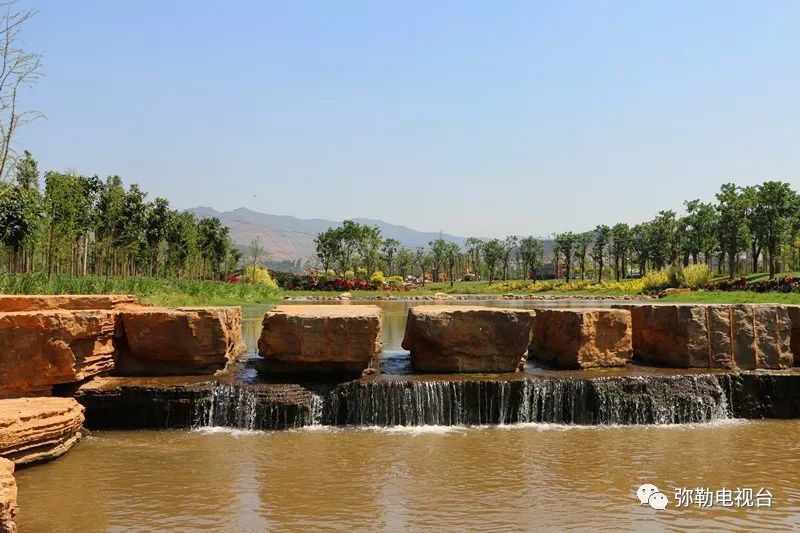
[188,373,738,430]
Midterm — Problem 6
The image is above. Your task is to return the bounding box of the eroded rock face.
[401,305,535,373]
[530,308,632,368]
[115,307,246,375]
[0,311,116,398]
[620,304,793,369]
[258,305,382,374]
[0,294,138,312]
[0,397,84,466]
[0,458,15,533]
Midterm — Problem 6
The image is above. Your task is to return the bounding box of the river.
[14,300,800,531]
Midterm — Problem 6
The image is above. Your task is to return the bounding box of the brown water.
[15,421,800,531]
[14,300,800,531]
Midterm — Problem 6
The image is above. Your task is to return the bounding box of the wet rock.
[115,307,246,375]
[0,294,138,312]
[0,397,84,465]
[619,304,793,369]
[0,458,15,533]
[339,292,352,300]
[530,308,632,368]
[258,305,382,375]
[0,311,116,398]
[401,305,535,373]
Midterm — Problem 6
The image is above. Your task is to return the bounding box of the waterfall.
[77,371,800,431]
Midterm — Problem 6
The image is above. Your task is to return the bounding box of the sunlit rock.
[0,294,138,312]
[401,305,535,373]
[0,397,84,466]
[0,311,116,398]
[0,458,14,533]
[258,305,382,374]
[530,308,632,368]
[115,307,245,375]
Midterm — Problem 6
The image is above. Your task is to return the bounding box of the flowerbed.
[706,276,800,293]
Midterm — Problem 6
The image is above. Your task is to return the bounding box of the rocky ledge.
[0,294,138,312]
[0,458,15,533]
[0,397,84,465]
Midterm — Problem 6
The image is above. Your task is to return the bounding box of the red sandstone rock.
[0,397,84,466]
[401,305,535,373]
[0,294,138,312]
[258,305,382,374]
[0,458,15,533]
[0,311,116,398]
[115,307,246,375]
[620,304,793,369]
[530,308,632,368]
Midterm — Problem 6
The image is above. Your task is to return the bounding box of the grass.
[4,272,800,306]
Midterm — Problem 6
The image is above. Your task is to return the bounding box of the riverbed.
[14,300,800,530]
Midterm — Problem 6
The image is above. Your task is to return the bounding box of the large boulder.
[0,458,15,533]
[0,294,137,312]
[530,308,632,368]
[618,304,793,369]
[115,307,245,375]
[258,305,382,374]
[0,311,116,398]
[401,305,535,373]
[0,397,84,465]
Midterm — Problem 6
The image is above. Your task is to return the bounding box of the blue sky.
[16,0,800,237]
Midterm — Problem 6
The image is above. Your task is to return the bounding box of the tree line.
[0,151,241,279]
[314,181,800,284]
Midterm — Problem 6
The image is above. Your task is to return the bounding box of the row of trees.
[314,181,800,285]
[552,181,800,282]
[0,151,241,279]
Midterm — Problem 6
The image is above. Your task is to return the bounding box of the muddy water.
[15,421,800,531]
[14,300,800,530]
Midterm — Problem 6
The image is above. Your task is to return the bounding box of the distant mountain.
[188,207,470,263]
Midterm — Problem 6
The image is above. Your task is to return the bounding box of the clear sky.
[16,0,800,237]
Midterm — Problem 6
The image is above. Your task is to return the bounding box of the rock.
[0,458,15,533]
[434,292,452,300]
[401,305,535,373]
[0,311,116,398]
[115,307,245,375]
[619,304,793,369]
[258,305,382,374]
[339,292,352,300]
[657,288,691,298]
[530,308,632,368]
[787,306,800,366]
[0,294,138,312]
[0,397,84,465]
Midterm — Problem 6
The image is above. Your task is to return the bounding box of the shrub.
[667,265,686,288]
[356,267,368,280]
[683,263,711,288]
[243,265,279,290]
[370,271,386,287]
[344,270,355,280]
[641,269,670,292]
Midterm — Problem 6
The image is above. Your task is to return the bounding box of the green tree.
[609,223,631,281]
[501,235,518,281]
[752,181,797,278]
[518,236,543,280]
[482,239,505,284]
[464,237,484,277]
[716,183,750,279]
[554,232,578,282]
[682,200,718,265]
[380,238,400,275]
[591,225,610,283]
[574,232,592,280]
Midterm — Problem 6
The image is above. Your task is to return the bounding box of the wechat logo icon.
[637,483,669,510]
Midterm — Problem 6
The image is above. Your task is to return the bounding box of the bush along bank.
[707,276,800,293]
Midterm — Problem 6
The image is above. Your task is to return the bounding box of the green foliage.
[641,269,670,292]
[370,270,386,287]
[683,263,711,288]
[243,265,279,289]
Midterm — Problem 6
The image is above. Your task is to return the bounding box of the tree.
[518,236,543,280]
[444,241,460,287]
[248,237,265,270]
[482,239,505,284]
[609,223,631,281]
[0,182,38,271]
[314,227,342,272]
[413,246,430,286]
[574,232,592,280]
[0,2,43,179]
[591,225,610,283]
[716,183,750,279]
[380,238,400,275]
[630,223,650,276]
[682,200,717,265]
[752,181,797,278]
[429,238,449,282]
[648,210,678,269]
[501,235,518,281]
[464,237,484,277]
[395,246,413,278]
[553,232,578,282]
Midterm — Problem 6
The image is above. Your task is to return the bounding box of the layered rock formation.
[258,305,382,374]
[115,307,246,375]
[530,308,632,368]
[618,304,793,369]
[0,294,137,312]
[0,311,116,398]
[0,458,15,533]
[401,305,535,373]
[0,397,84,465]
